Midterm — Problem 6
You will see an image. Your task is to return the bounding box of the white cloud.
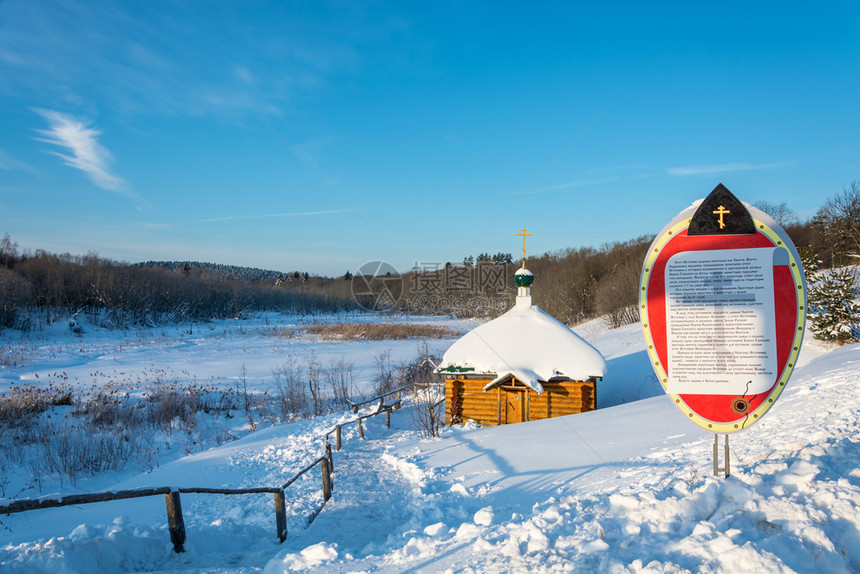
[0,2,403,121]
[33,108,130,195]
[0,150,35,172]
[198,209,350,223]
[666,162,786,176]
[536,176,620,193]
[234,65,256,86]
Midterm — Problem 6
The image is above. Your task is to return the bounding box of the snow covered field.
[1,313,858,573]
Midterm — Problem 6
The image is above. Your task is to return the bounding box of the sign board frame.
[640,184,807,433]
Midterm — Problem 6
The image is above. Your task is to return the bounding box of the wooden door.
[505,389,525,424]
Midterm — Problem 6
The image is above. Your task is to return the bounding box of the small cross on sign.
[713,205,731,230]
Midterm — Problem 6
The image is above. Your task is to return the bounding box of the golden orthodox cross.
[516,227,533,267]
[713,205,731,229]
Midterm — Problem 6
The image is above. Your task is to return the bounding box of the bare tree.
[814,181,860,266]
[306,351,323,416]
[372,349,397,396]
[0,233,18,268]
[592,238,650,328]
[754,200,798,227]
[402,345,445,437]
[325,358,355,411]
[0,268,29,328]
[272,355,308,419]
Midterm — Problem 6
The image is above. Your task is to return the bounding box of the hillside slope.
[1,326,858,573]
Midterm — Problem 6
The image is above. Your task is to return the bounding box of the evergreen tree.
[808,266,860,344]
[493,252,513,264]
[799,249,821,280]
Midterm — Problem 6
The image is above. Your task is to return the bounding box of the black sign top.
[688,183,756,236]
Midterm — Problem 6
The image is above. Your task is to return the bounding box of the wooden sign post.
[640,184,807,475]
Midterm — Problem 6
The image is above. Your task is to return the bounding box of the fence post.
[386,408,391,428]
[326,442,334,473]
[358,418,365,439]
[320,458,332,502]
[335,425,342,451]
[164,491,186,553]
[274,490,287,543]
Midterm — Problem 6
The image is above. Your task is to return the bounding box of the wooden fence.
[0,393,405,554]
[326,397,401,451]
[0,477,319,552]
[345,383,412,413]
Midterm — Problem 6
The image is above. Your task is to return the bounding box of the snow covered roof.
[437,292,606,394]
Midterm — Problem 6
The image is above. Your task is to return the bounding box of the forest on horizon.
[1,181,857,332]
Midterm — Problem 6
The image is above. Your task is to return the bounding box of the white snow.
[437,294,606,392]
[1,312,859,573]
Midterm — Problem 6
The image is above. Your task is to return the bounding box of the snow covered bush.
[372,349,398,396]
[0,340,37,368]
[401,346,445,437]
[271,355,310,420]
[808,266,860,344]
[0,382,73,424]
[28,421,150,487]
[0,375,239,491]
[325,357,357,411]
[268,353,360,422]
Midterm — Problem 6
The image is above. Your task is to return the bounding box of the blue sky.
[1,1,858,276]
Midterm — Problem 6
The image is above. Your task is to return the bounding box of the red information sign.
[640,184,807,433]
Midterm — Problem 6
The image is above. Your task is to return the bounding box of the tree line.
[0,244,356,331]
[137,260,284,282]
[1,180,857,332]
[396,181,860,330]
[532,182,860,329]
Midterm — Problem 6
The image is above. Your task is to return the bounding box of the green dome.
[515,268,534,287]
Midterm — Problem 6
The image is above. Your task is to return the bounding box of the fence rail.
[0,390,408,555]
[0,486,174,514]
[346,383,412,412]
[325,395,403,451]
[0,485,287,553]
[0,457,336,553]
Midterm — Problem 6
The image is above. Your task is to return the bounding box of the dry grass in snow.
[302,322,460,341]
